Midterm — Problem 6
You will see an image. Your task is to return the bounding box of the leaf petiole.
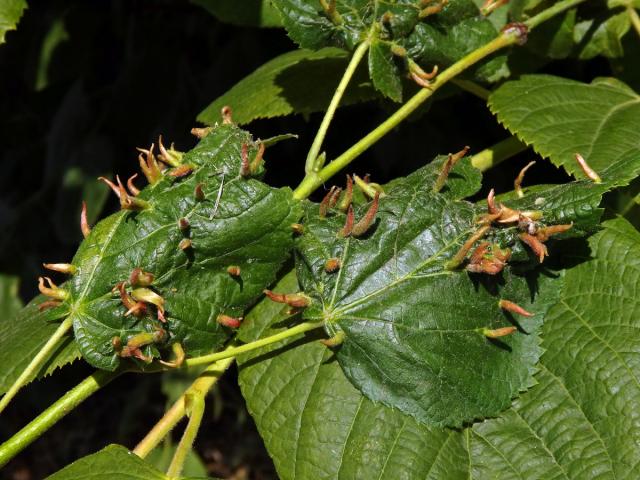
[183,321,324,367]
[304,38,371,174]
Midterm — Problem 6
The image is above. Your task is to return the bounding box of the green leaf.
[574,10,631,59]
[197,48,377,126]
[271,0,508,97]
[0,0,27,45]
[28,123,301,371]
[0,274,22,318]
[489,75,640,180]
[46,444,168,479]
[293,154,620,426]
[239,219,640,478]
[368,40,402,102]
[0,297,80,396]
[146,442,208,477]
[192,0,283,27]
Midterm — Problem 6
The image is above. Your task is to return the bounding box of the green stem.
[292,0,589,200]
[628,6,640,39]
[0,317,73,415]
[470,136,529,172]
[166,392,205,478]
[452,79,491,101]
[184,321,324,367]
[0,369,121,467]
[134,355,235,458]
[304,39,371,174]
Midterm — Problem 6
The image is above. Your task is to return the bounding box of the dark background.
[0,1,637,478]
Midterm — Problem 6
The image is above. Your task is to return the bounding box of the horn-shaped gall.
[351,192,380,237]
[43,263,76,275]
[499,299,534,317]
[80,201,91,238]
[514,161,535,198]
[263,290,312,308]
[575,153,602,183]
[217,314,243,328]
[482,326,517,338]
[434,146,470,192]
[38,277,69,301]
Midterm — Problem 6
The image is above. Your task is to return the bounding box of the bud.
[263,290,312,308]
[501,22,528,45]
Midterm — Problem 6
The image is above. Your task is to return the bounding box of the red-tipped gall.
[482,326,517,338]
[325,258,341,273]
[38,277,69,301]
[194,183,205,201]
[227,265,241,277]
[43,263,76,275]
[519,232,548,263]
[499,299,534,317]
[217,314,243,328]
[575,153,602,183]
[80,201,91,238]
[351,192,380,237]
[221,106,233,124]
[263,290,312,308]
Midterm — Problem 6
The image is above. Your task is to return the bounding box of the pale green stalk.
[293,0,590,200]
[166,392,205,478]
[0,369,121,467]
[305,39,371,174]
[0,317,73,415]
[470,136,529,172]
[184,321,324,367]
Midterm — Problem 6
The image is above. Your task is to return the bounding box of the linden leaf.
[489,75,640,180]
[293,155,635,426]
[239,219,640,478]
[31,124,301,371]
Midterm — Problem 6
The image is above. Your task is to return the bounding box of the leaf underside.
[198,48,377,126]
[239,218,640,479]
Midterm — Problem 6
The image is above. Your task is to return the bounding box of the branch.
[292,0,590,200]
[305,39,371,174]
[470,136,529,172]
[0,369,122,467]
[166,391,205,478]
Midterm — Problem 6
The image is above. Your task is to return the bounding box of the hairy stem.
[0,317,73,415]
[304,39,371,174]
[184,321,324,367]
[134,355,235,458]
[628,6,640,39]
[166,392,205,478]
[292,0,589,200]
[470,136,529,172]
[0,369,121,467]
